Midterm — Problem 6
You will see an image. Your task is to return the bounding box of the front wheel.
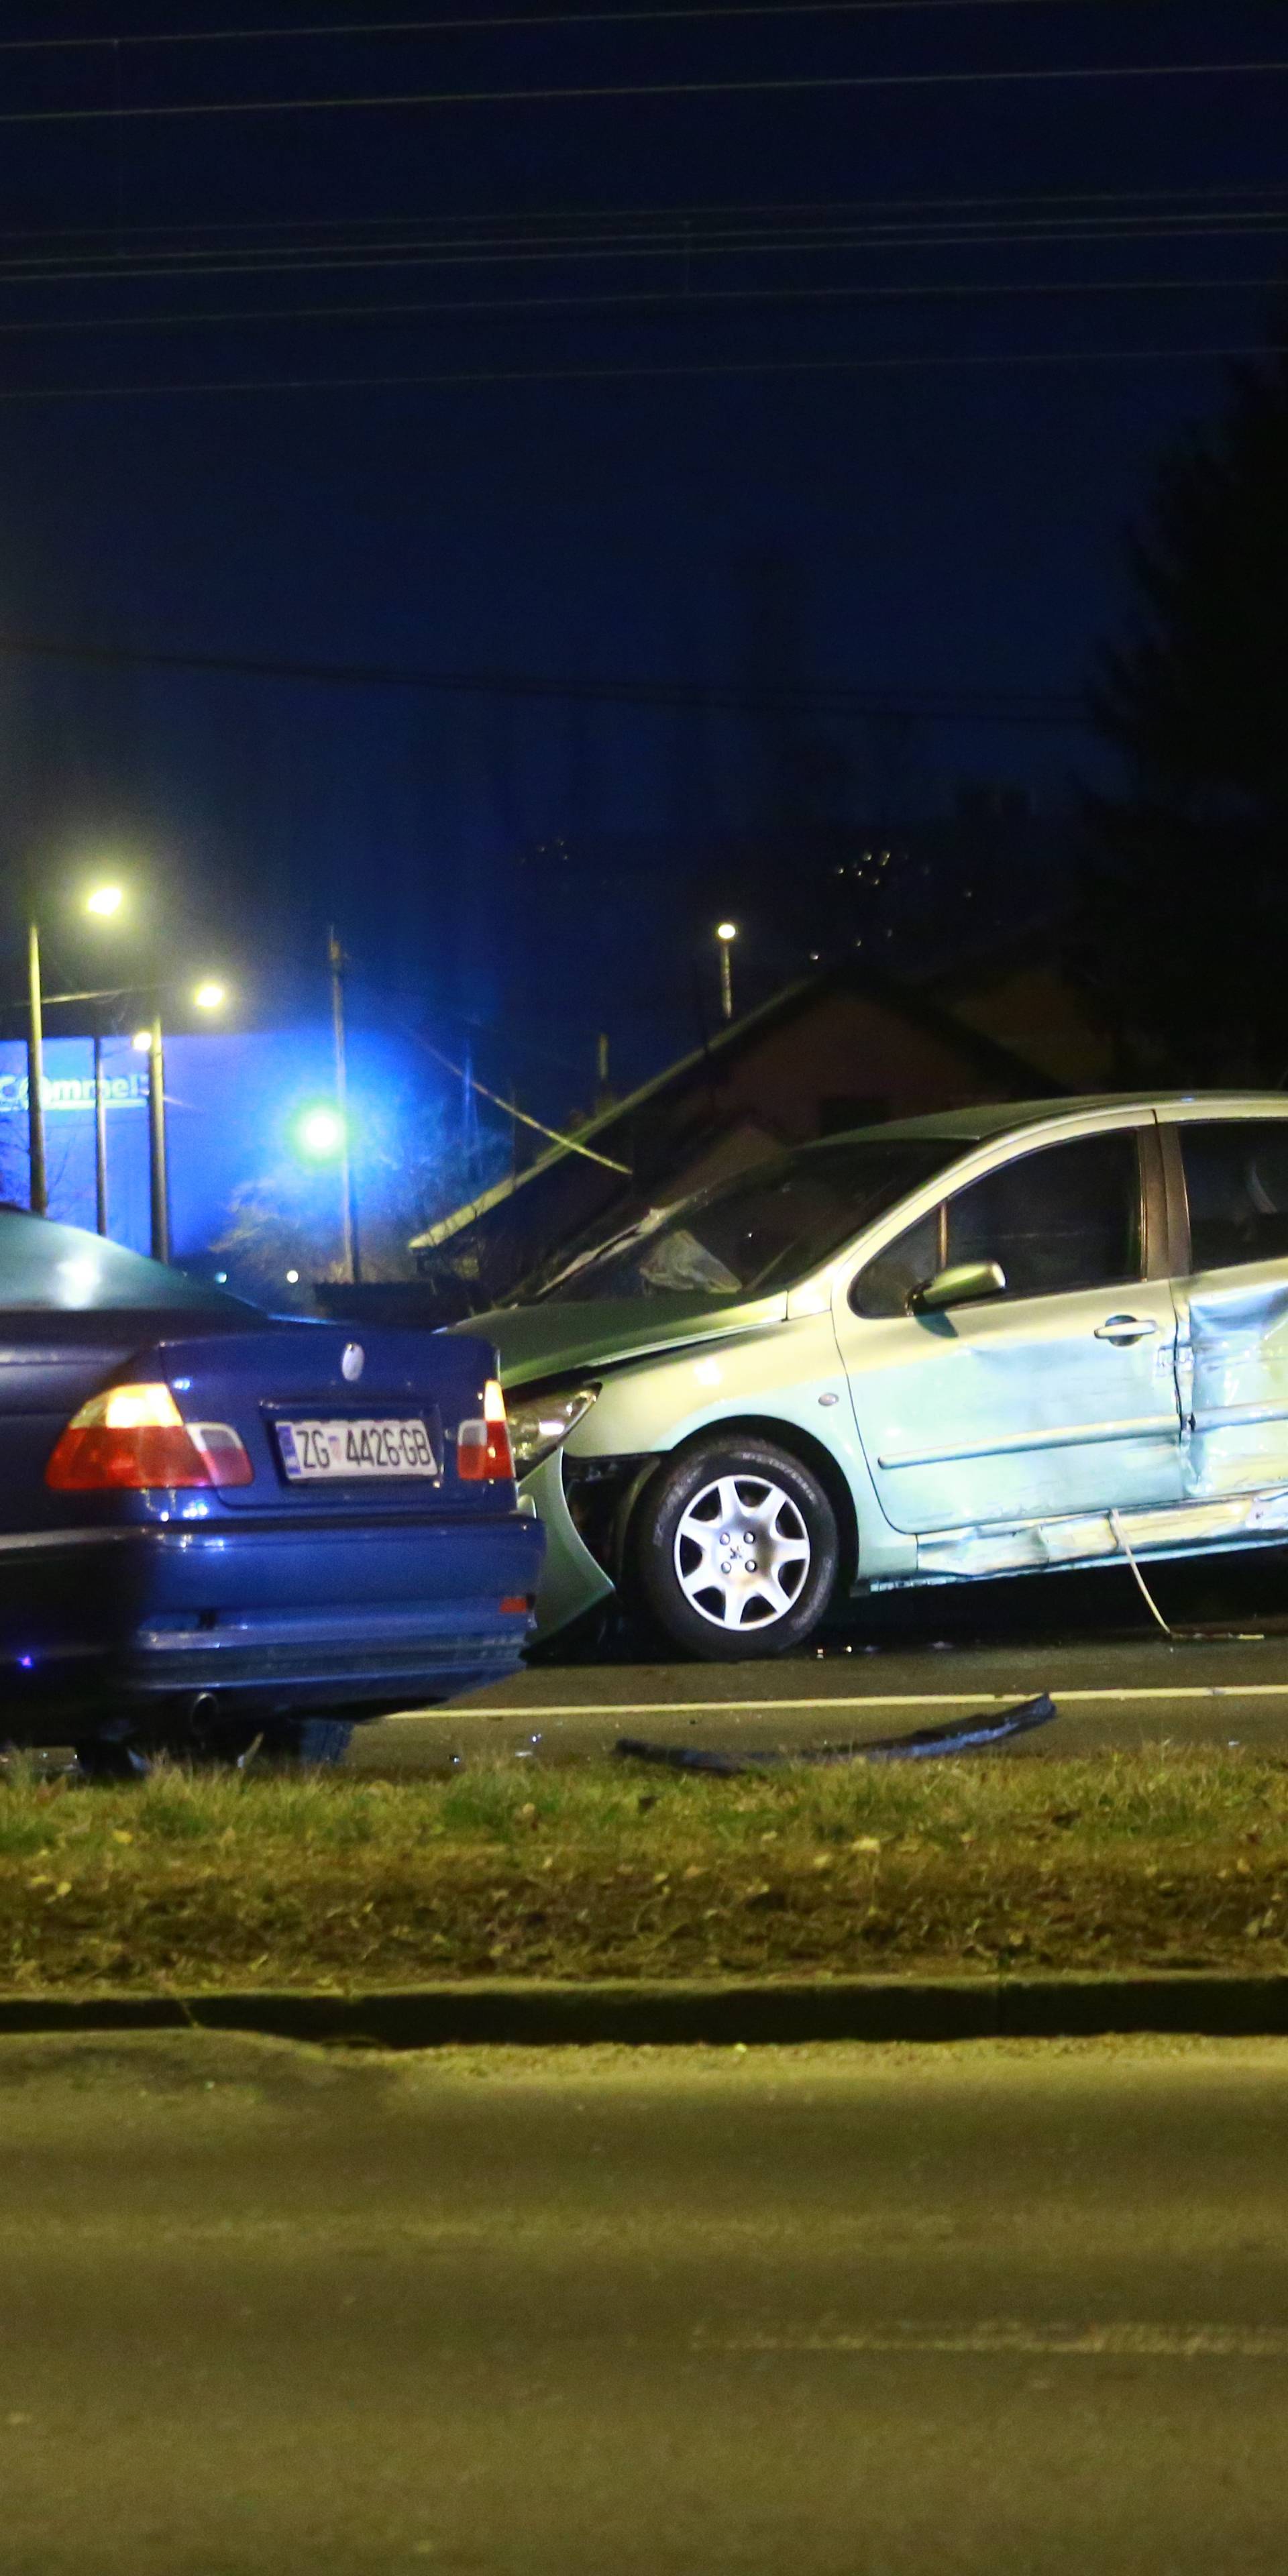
[631,1438,839,1660]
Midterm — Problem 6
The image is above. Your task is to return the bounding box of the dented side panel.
[839,1282,1184,1536]
[1175,1267,1288,1497]
[916,1484,1288,1582]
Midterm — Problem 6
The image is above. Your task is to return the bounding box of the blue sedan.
[0,1208,543,1770]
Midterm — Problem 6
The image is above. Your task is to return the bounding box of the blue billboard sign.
[0,1028,402,1268]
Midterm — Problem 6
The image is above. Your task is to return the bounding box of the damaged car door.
[837,1122,1185,1537]
[1165,1112,1288,1505]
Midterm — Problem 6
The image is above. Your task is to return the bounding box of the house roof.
[409,959,1063,1252]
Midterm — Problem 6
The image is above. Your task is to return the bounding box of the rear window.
[1179,1122,1288,1271]
[0,1211,256,1313]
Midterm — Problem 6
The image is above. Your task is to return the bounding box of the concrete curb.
[4,1973,1288,2048]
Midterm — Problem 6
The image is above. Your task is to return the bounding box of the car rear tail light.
[456,1379,515,1482]
[46,1384,255,1492]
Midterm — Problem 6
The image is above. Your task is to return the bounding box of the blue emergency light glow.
[295,1104,346,1161]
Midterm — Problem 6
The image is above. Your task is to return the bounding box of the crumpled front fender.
[519,1450,616,1636]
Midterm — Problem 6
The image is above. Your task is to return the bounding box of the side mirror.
[910,1258,1006,1315]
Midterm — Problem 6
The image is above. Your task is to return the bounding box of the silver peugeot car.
[460,1095,1288,1658]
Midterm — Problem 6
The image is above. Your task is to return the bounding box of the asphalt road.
[4,2029,1288,2574]
[352,1557,1288,1774]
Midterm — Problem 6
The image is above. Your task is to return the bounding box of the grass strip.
[3,1746,1288,1994]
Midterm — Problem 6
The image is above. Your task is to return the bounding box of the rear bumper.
[0,1512,545,1733]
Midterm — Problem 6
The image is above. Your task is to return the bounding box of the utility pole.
[26,919,46,1216]
[93,1035,109,1236]
[328,926,360,1284]
[148,1016,169,1264]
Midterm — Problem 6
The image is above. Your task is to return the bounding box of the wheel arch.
[626,1413,859,1597]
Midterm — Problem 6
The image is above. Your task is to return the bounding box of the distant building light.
[285,1269,300,1285]
[131,1028,152,1054]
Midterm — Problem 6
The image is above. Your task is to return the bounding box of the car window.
[1179,1122,1288,1271]
[0,1210,254,1313]
[945,1132,1143,1300]
[849,1211,941,1319]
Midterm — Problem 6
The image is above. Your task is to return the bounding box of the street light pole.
[715,920,737,1023]
[26,919,46,1216]
[131,978,225,1267]
[328,926,361,1284]
[147,1015,169,1265]
[93,1035,108,1236]
[25,879,125,1223]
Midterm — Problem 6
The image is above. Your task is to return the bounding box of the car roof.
[808,1093,1288,1150]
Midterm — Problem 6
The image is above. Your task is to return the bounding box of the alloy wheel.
[672,1472,812,1631]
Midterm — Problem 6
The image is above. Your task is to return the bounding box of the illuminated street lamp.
[715,920,738,1023]
[27,882,125,1218]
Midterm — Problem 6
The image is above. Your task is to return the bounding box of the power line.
[3,178,1284,246]
[0,0,1152,50]
[2,184,1283,281]
[5,211,1285,290]
[7,215,1288,272]
[0,629,1087,723]
[0,273,1272,339]
[0,339,1269,404]
[1,58,1283,125]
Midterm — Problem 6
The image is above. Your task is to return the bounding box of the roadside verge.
[7,1744,1288,2002]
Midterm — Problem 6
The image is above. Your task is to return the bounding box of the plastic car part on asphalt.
[614,1690,1057,1775]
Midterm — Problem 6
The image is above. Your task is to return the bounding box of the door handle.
[1093,1315,1160,1344]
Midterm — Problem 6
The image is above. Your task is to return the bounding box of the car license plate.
[275,1417,437,1481]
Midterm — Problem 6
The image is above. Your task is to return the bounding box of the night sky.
[0,0,1282,1128]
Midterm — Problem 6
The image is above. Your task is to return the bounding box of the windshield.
[0,1211,258,1313]
[535,1139,953,1302]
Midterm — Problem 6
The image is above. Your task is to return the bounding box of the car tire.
[631,1437,839,1660]
[258,1717,354,1766]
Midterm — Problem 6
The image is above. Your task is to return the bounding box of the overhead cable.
[0,58,1283,125]
[0,0,1144,50]
[0,339,1270,405]
[5,215,1287,292]
[0,274,1273,338]
[3,178,1284,244]
[0,630,1085,722]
